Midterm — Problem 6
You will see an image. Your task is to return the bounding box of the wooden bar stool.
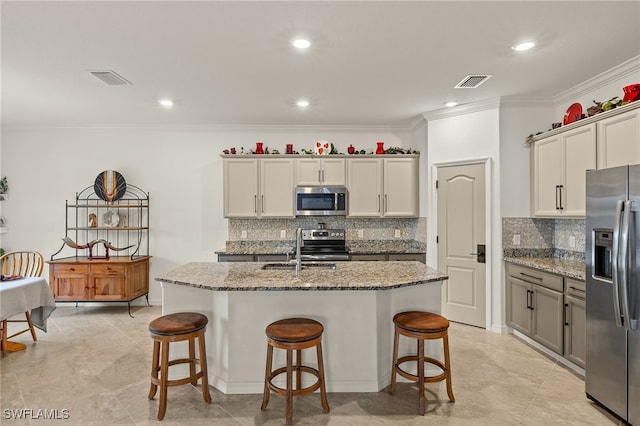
[148,312,212,420]
[261,317,330,426]
[389,310,455,415]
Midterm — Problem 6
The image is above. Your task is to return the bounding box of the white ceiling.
[2,1,640,127]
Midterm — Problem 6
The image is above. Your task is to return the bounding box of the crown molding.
[2,121,422,132]
[422,97,501,121]
[554,55,640,105]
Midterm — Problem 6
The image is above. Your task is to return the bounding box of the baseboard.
[511,329,585,377]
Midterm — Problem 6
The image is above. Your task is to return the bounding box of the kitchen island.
[156,261,447,394]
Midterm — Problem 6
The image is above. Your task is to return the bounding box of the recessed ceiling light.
[292,39,311,49]
[159,99,174,107]
[296,100,310,107]
[445,101,458,108]
[512,40,536,51]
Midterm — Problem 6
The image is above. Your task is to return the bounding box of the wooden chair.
[0,251,45,350]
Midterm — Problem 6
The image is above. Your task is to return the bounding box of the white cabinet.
[597,108,640,169]
[533,124,596,217]
[347,156,418,217]
[348,158,383,217]
[223,158,295,218]
[296,158,346,186]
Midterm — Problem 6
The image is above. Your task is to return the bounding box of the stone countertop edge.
[504,257,585,281]
[155,261,447,291]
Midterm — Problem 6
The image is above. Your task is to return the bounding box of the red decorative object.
[255,142,264,154]
[347,144,355,154]
[376,141,385,154]
[286,144,293,154]
[623,84,640,103]
[563,103,583,125]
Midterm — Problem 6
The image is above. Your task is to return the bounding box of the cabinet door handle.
[555,185,560,210]
[261,195,264,213]
[254,195,257,213]
[564,303,570,326]
[384,194,388,213]
[318,170,322,183]
[519,272,542,281]
[378,195,381,212]
[558,185,564,210]
[321,170,325,182]
[526,290,531,310]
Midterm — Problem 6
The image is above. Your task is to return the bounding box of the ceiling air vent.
[454,74,492,89]
[89,70,132,85]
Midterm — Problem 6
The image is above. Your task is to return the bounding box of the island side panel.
[161,280,443,394]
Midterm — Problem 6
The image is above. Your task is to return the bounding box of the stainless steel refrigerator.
[586,165,640,425]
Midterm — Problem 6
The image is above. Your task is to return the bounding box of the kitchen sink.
[261,263,337,270]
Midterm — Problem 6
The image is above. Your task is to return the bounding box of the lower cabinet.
[48,256,150,302]
[564,278,586,368]
[507,263,564,355]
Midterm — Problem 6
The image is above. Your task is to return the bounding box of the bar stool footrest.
[395,355,447,383]
[267,366,322,397]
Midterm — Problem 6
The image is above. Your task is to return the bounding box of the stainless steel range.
[299,228,349,261]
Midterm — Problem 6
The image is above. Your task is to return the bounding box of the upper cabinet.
[222,154,420,219]
[296,158,346,186]
[347,156,418,217]
[597,108,640,169]
[223,157,295,218]
[533,124,596,217]
[531,102,640,217]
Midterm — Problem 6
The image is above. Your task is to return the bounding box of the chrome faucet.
[293,227,304,275]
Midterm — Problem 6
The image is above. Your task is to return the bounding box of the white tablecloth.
[0,277,56,332]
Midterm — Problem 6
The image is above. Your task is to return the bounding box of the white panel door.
[383,157,418,217]
[260,158,295,218]
[562,124,596,216]
[533,135,563,216]
[223,158,258,218]
[597,109,640,169]
[347,158,382,217]
[437,163,486,327]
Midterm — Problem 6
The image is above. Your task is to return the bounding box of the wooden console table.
[47,256,150,317]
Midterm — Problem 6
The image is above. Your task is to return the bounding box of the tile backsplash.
[228,217,426,243]
[502,217,585,260]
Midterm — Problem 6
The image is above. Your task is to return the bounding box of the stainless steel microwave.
[295,186,347,216]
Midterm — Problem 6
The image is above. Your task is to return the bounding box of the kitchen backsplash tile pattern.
[502,217,585,261]
[228,217,426,243]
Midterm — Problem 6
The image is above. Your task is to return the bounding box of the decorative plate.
[314,140,331,155]
[103,210,120,227]
[94,170,127,202]
[563,103,583,125]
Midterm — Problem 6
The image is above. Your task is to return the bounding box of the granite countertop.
[504,257,585,281]
[155,261,447,291]
[215,239,426,256]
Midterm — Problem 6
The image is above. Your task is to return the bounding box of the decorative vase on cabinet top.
[255,142,264,154]
[376,142,385,154]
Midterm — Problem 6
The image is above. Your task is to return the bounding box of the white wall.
[0,125,418,304]
[425,102,504,331]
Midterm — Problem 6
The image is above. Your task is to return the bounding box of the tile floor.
[0,306,622,425]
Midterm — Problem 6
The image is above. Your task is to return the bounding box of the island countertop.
[155,261,447,291]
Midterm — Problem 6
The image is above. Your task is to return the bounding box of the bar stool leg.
[443,333,455,402]
[389,327,399,394]
[418,338,425,416]
[286,348,294,426]
[158,340,170,420]
[198,332,212,403]
[189,337,197,385]
[316,341,330,413]
[261,344,273,410]
[295,349,302,391]
[148,340,160,399]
